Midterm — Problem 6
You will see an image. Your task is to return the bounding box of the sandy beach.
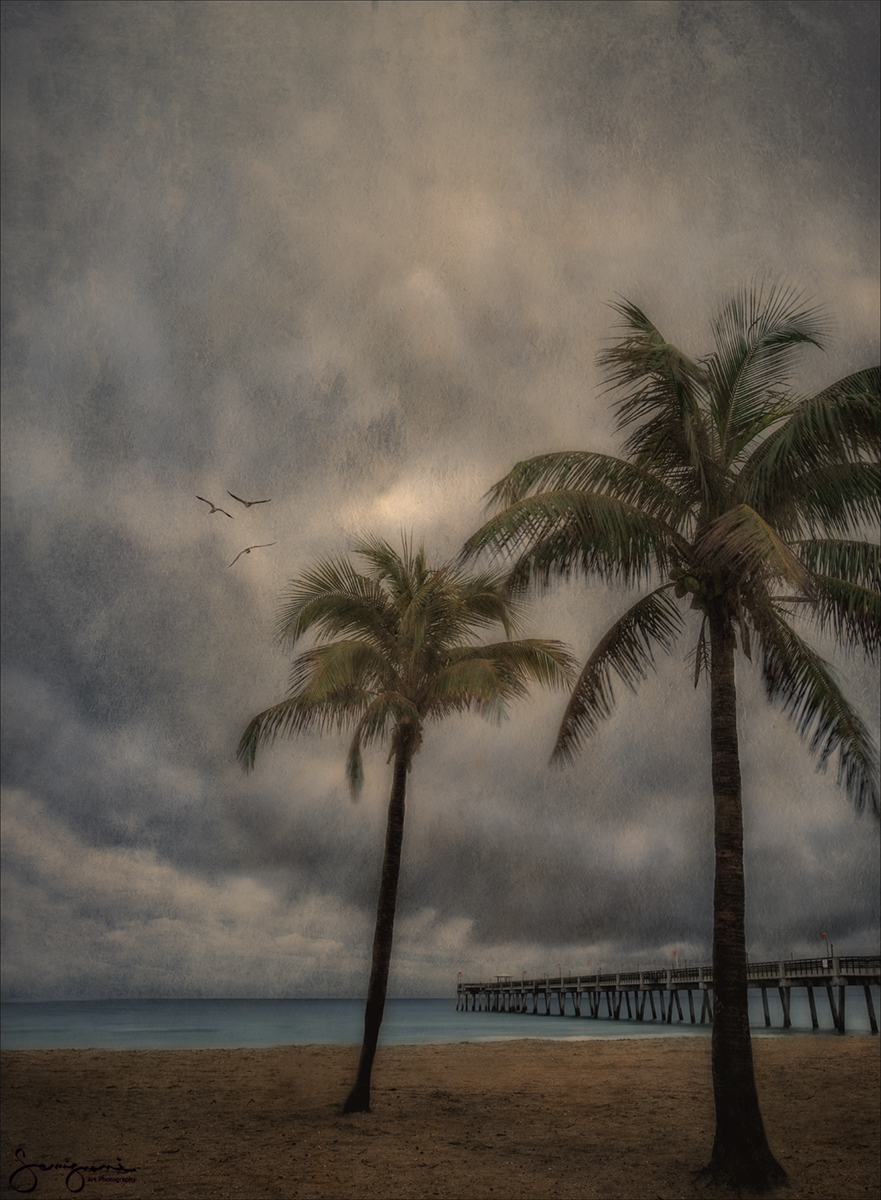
[2,1037,878,1200]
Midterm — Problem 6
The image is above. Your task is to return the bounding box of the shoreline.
[3,1037,879,1199]
[2,1026,875,1055]
[2,1026,877,1054]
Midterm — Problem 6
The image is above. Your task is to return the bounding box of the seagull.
[197,496,234,518]
[227,491,271,508]
[228,542,277,567]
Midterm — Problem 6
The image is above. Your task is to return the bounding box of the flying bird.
[227,491,271,508]
[197,496,234,518]
[228,543,277,567]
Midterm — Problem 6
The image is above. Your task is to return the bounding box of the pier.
[457,955,880,1034]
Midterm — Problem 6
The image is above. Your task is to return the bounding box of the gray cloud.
[2,0,878,1000]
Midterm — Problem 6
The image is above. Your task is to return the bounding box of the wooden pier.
[457,955,880,1034]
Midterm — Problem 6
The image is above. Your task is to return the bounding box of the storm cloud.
[2,0,878,999]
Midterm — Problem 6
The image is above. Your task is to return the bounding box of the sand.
[1,1037,878,1200]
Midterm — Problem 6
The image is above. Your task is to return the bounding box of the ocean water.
[2,988,878,1050]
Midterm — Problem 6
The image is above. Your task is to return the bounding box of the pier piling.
[458,956,879,1033]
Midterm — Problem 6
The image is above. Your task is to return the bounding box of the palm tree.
[237,534,574,1113]
[463,283,880,1190]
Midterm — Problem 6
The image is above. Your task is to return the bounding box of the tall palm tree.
[463,283,880,1190]
[237,534,574,1113]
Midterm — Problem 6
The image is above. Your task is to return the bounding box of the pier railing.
[456,954,880,1033]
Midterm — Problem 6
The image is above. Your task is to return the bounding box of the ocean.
[2,988,878,1050]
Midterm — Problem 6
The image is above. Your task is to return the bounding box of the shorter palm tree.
[238,534,574,1112]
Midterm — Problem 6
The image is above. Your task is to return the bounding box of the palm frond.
[696,505,812,593]
[499,529,596,596]
[597,299,716,494]
[794,540,880,590]
[757,614,880,814]
[444,568,524,639]
[483,450,694,528]
[463,490,688,586]
[774,461,881,540]
[442,638,577,693]
[287,640,389,698]
[600,300,709,420]
[237,691,374,771]
[353,532,427,593]
[346,734,365,798]
[343,692,423,798]
[705,282,829,465]
[779,576,881,663]
[742,366,880,518]
[690,615,710,687]
[430,657,525,721]
[275,556,395,652]
[620,414,722,508]
[358,692,421,746]
[552,587,685,763]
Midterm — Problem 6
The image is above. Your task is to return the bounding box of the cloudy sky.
[2,0,879,1001]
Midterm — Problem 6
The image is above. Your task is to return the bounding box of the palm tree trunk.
[705,600,786,1190]
[342,728,412,1113]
